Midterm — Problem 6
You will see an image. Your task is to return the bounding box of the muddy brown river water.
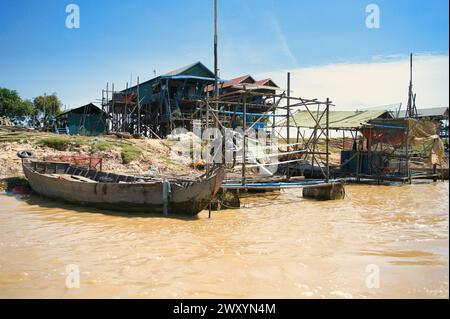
[0,182,448,298]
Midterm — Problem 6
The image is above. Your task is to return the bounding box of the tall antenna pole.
[212,0,219,130]
[214,0,219,98]
[406,53,417,118]
[410,53,412,83]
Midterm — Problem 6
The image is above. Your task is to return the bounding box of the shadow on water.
[345,179,437,187]
[4,191,201,221]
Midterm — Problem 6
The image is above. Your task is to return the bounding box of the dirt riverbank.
[1,126,447,187]
[0,128,198,183]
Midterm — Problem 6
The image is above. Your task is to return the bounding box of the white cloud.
[257,54,449,111]
[266,13,298,67]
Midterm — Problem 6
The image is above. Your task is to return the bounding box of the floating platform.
[302,182,345,200]
[222,180,341,190]
[220,179,346,202]
[333,170,444,184]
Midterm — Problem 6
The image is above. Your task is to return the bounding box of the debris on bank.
[0,130,199,182]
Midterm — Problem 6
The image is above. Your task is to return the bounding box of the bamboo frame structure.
[99,69,338,189]
[199,77,333,184]
[329,119,442,184]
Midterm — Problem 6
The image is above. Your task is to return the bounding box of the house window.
[152,83,161,94]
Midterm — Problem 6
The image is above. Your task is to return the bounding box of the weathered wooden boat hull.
[22,161,224,216]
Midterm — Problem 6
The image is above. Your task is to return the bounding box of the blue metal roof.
[121,62,216,93]
[163,61,214,78]
[159,75,215,81]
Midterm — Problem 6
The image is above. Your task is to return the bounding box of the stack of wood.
[0,116,13,126]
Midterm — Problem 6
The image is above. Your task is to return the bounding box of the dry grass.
[0,130,198,179]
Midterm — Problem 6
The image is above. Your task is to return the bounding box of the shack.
[206,75,279,96]
[397,107,449,139]
[206,74,281,130]
[397,106,448,121]
[274,109,394,178]
[105,64,282,137]
[56,103,107,136]
[339,118,445,182]
[109,61,216,137]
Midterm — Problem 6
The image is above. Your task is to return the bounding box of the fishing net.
[42,155,103,170]
[362,118,445,164]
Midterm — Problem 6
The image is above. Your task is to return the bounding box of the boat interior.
[24,160,206,184]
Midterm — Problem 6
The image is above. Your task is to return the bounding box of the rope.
[244,158,307,168]
[233,149,309,161]
[331,152,358,168]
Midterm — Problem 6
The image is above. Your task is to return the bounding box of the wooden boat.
[21,159,225,216]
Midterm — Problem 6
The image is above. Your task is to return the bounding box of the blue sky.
[0,0,448,108]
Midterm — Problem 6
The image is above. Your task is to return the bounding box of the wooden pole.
[206,99,210,174]
[242,87,247,186]
[311,104,318,177]
[105,83,109,133]
[369,127,373,176]
[213,0,219,130]
[356,147,360,181]
[43,93,46,126]
[326,98,330,182]
[112,83,115,132]
[214,0,219,98]
[102,88,105,131]
[208,202,212,219]
[137,76,141,135]
[124,82,128,132]
[405,122,411,183]
[286,72,291,180]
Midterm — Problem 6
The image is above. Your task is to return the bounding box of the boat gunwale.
[22,159,221,187]
[21,159,225,215]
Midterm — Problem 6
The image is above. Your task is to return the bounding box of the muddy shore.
[0,128,199,187]
[1,126,447,189]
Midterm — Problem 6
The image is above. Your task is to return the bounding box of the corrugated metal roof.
[231,83,283,91]
[163,61,214,78]
[206,75,254,92]
[284,110,392,129]
[397,107,448,118]
[255,79,279,88]
[57,103,105,117]
[222,75,255,88]
[160,75,215,81]
[206,75,280,92]
[122,62,215,93]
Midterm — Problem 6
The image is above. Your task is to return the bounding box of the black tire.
[17,150,35,159]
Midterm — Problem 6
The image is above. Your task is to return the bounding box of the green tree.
[33,93,62,122]
[0,87,35,122]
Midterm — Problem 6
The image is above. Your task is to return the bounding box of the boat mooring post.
[162,178,170,216]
